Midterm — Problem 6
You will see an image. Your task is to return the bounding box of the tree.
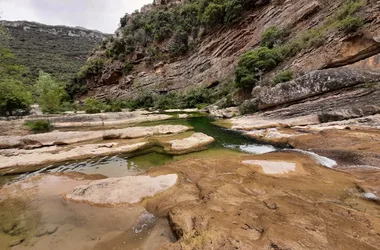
[235,47,282,89]
[34,71,67,114]
[0,79,32,116]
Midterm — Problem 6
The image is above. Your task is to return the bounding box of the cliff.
[76,0,380,113]
[0,20,109,83]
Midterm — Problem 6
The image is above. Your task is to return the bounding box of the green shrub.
[224,0,245,24]
[238,99,258,115]
[0,79,32,117]
[260,27,284,49]
[334,0,365,21]
[24,120,52,133]
[337,16,364,33]
[83,98,104,114]
[154,92,179,110]
[78,59,105,78]
[235,47,282,89]
[61,101,79,112]
[123,61,133,74]
[182,88,211,108]
[103,100,124,112]
[34,71,67,114]
[168,28,189,56]
[202,3,225,27]
[272,70,293,85]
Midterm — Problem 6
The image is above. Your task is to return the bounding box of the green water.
[1,116,278,181]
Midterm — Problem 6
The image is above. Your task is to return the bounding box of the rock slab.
[65,174,178,205]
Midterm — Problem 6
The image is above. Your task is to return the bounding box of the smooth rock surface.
[65,174,178,205]
[168,133,215,154]
[0,142,148,169]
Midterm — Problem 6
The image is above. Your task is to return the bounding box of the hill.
[0,20,109,83]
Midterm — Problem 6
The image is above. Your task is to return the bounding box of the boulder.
[64,174,178,205]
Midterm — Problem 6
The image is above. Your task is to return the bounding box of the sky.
[0,0,152,33]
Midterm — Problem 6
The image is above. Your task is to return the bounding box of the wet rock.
[167,133,215,154]
[64,174,178,205]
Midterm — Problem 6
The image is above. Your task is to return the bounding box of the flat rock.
[168,133,215,154]
[64,174,178,205]
[0,125,190,150]
[103,125,189,139]
[0,142,148,169]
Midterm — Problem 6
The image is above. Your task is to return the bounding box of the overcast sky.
[0,0,152,33]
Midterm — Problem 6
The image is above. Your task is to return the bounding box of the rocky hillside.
[0,20,108,83]
[75,0,380,113]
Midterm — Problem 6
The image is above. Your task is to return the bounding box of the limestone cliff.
[78,0,380,111]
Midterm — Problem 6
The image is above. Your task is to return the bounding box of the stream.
[0,115,282,250]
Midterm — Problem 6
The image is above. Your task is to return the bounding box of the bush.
[103,100,124,112]
[24,120,52,133]
[261,27,284,49]
[224,0,246,24]
[202,3,225,27]
[334,0,365,21]
[154,92,179,110]
[235,47,282,89]
[182,88,211,108]
[123,61,133,74]
[272,70,293,85]
[34,71,67,114]
[238,99,259,115]
[337,16,364,33]
[83,98,104,114]
[0,79,32,117]
[78,59,105,78]
[168,28,189,56]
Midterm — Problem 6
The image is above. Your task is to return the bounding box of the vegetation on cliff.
[100,0,270,61]
[235,0,366,90]
[2,21,107,84]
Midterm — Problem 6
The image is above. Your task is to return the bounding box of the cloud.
[0,0,152,33]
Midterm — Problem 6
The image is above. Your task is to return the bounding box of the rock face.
[81,0,380,102]
[64,174,178,205]
[259,68,380,109]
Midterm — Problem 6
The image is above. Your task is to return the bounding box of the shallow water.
[0,116,283,249]
[0,175,176,250]
[1,116,280,181]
